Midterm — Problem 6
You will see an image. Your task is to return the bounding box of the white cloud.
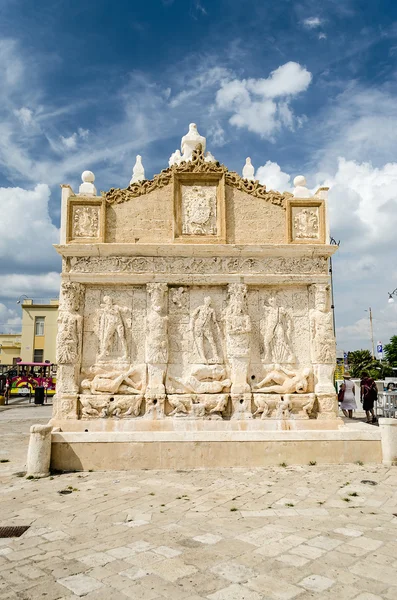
[0,273,60,301]
[303,17,323,29]
[253,155,397,350]
[60,128,89,151]
[215,62,312,138]
[0,303,21,333]
[13,107,35,128]
[256,160,292,192]
[0,184,60,275]
[207,121,226,147]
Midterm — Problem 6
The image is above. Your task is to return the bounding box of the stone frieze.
[70,255,328,275]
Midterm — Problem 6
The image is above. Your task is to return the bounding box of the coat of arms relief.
[181,185,217,235]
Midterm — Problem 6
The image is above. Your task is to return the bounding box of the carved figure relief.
[96,296,130,361]
[168,365,231,394]
[254,365,311,394]
[167,393,228,419]
[191,297,222,364]
[80,366,145,395]
[294,208,319,239]
[309,285,335,364]
[80,395,143,419]
[260,296,295,363]
[181,185,217,235]
[72,206,99,238]
[57,282,84,365]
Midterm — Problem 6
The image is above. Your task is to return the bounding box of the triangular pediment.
[105,146,291,210]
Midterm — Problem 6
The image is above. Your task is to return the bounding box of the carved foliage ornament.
[104,146,290,209]
[70,255,328,275]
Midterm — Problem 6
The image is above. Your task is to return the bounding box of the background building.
[20,299,59,363]
[0,334,21,365]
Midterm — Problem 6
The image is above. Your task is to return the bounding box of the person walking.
[4,377,10,405]
[339,372,357,418]
[360,371,378,423]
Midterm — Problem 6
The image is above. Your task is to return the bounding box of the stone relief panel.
[81,365,146,395]
[191,295,224,364]
[69,255,329,276]
[54,282,337,421]
[287,199,325,244]
[79,395,144,419]
[181,185,217,235]
[292,207,319,240]
[253,365,312,394]
[81,286,146,374]
[260,294,295,364]
[253,393,316,420]
[72,206,100,238]
[96,296,130,362]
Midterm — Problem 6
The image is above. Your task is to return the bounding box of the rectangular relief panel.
[287,198,326,244]
[173,172,226,243]
[67,197,105,243]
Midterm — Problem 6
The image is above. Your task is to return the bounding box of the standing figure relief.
[260,295,295,364]
[96,296,130,361]
[191,296,222,364]
[309,284,335,364]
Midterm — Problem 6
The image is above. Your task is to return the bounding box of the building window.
[35,317,45,336]
[33,349,44,362]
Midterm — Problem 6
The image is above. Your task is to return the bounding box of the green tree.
[384,335,397,367]
[347,349,393,379]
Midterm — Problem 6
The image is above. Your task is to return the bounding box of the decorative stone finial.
[169,149,182,167]
[79,170,96,196]
[293,175,312,198]
[242,157,255,181]
[181,123,206,162]
[130,155,145,185]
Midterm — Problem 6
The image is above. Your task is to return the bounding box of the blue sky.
[0,0,397,351]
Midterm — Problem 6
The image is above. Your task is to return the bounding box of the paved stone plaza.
[1,402,397,599]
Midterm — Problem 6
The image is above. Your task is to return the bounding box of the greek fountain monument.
[31,123,382,473]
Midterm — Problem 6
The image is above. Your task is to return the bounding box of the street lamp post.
[364,307,375,359]
[16,295,29,305]
[329,236,340,335]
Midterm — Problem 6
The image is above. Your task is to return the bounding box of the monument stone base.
[50,423,381,471]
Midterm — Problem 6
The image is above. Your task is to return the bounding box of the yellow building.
[0,333,21,365]
[20,299,59,363]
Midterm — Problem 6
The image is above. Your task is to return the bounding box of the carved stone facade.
[53,124,338,428]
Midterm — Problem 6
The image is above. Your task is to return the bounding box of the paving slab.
[0,406,396,599]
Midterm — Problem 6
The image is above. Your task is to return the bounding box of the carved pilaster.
[56,282,84,395]
[145,283,168,415]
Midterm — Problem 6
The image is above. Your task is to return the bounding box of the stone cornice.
[54,243,338,259]
[104,146,292,209]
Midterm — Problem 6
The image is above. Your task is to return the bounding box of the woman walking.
[360,372,378,423]
[339,372,357,418]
